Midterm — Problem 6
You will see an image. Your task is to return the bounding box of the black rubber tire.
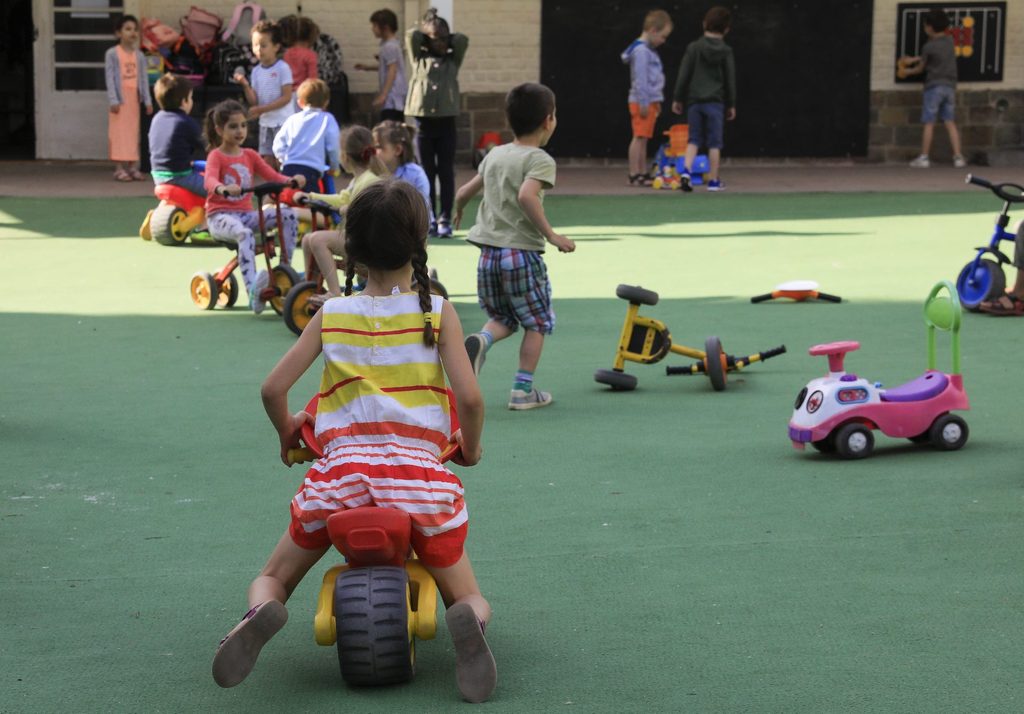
[928,413,969,451]
[282,280,318,336]
[335,566,414,686]
[615,284,659,305]
[704,336,727,392]
[811,435,836,452]
[834,423,874,460]
[956,259,1006,311]
[216,273,239,309]
[189,271,218,310]
[594,369,638,391]
[269,265,302,316]
[151,203,189,246]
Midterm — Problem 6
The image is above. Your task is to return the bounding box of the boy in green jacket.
[671,6,735,192]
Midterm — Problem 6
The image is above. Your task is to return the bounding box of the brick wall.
[869,0,1024,164]
[134,0,537,162]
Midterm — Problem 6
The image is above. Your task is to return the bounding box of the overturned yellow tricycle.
[594,284,787,392]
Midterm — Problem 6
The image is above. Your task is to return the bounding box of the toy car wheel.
[282,280,318,336]
[811,434,836,452]
[594,369,638,391]
[928,413,969,451]
[269,265,302,315]
[834,423,874,459]
[151,203,189,246]
[956,259,1005,311]
[334,566,414,686]
[615,284,659,305]
[189,271,218,310]
[704,336,727,392]
[216,273,239,309]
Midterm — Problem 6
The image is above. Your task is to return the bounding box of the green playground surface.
[3,191,1023,712]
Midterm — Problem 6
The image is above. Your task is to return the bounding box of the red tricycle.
[189,180,302,312]
[140,161,209,246]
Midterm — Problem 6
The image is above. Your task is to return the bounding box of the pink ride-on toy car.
[788,280,969,459]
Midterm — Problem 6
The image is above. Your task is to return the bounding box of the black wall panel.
[540,1,873,159]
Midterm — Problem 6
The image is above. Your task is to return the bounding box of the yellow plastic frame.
[314,559,438,646]
[611,302,705,371]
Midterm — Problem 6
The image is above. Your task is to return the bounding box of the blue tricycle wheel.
[956,259,1005,311]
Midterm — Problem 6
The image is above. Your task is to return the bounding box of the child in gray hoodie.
[671,6,735,192]
[621,10,672,186]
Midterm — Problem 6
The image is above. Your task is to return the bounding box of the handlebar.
[965,174,1024,204]
[295,195,335,216]
[253,179,302,198]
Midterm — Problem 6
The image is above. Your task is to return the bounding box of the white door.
[33,0,123,159]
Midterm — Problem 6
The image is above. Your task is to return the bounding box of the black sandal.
[627,173,652,187]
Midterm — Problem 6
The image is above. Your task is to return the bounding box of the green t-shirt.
[467,143,557,252]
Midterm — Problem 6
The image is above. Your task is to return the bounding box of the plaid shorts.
[476,246,555,335]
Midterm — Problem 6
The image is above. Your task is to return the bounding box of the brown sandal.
[979,293,1024,316]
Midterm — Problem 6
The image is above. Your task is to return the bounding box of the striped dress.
[290,291,466,542]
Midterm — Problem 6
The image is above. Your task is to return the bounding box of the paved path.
[1,159,1020,198]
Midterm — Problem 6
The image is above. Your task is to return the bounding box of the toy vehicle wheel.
[189,271,218,310]
[594,369,637,391]
[334,566,414,686]
[429,278,449,299]
[151,203,189,246]
[928,413,969,451]
[269,265,302,316]
[956,259,1005,311]
[282,280,318,336]
[811,434,836,452]
[704,336,727,392]
[216,273,239,309]
[615,284,659,305]
[834,423,874,459]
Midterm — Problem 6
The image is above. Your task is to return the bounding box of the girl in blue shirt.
[372,121,436,232]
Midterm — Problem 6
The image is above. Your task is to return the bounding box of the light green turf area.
[2,193,1023,712]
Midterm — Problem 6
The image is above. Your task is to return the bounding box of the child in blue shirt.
[372,120,433,227]
[148,73,206,197]
[273,78,341,190]
[621,9,672,186]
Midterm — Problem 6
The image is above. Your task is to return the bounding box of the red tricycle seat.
[326,507,412,568]
[880,370,949,403]
[154,184,205,212]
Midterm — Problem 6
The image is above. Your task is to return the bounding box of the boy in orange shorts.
[621,9,672,186]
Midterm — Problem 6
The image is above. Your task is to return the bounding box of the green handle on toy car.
[924,280,961,374]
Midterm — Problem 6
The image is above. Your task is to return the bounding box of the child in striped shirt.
[212,179,496,703]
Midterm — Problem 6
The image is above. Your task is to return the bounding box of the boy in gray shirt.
[454,83,576,410]
[902,8,966,168]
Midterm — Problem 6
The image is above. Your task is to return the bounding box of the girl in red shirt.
[203,100,305,313]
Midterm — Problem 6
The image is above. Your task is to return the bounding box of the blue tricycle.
[956,174,1024,310]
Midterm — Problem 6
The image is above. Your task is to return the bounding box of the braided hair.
[343,179,435,347]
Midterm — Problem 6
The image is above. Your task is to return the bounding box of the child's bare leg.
[518,328,544,373]
[480,319,514,344]
[683,143,699,173]
[708,148,722,182]
[920,123,935,156]
[944,120,963,157]
[310,230,345,295]
[628,137,646,176]
[427,552,496,702]
[213,531,328,688]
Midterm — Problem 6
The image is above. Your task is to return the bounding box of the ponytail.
[412,250,436,347]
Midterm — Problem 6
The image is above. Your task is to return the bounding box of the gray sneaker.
[464,334,487,375]
[249,270,270,314]
[508,387,552,410]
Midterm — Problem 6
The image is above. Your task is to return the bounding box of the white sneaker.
[508,388,553,410]
[909,155,930,168]
[249,270,269,314]
[953,155,967,168]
